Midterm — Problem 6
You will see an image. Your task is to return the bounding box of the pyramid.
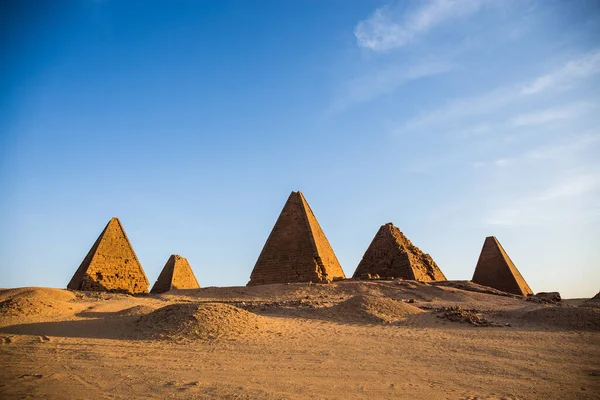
[471,236,533,296]
[151,255,200,293]
[248,191,346,285]
[352,223,446,281]
[67,217,149,294]
[593,291,600,300]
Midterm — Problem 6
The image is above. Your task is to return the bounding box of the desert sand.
[1,280,599,399]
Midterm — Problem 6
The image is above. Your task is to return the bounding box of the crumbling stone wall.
[471,236,533,296]
[67,217,149,294]
[352,223,446,282]
[248,191,346,285]
[151,254,200,293]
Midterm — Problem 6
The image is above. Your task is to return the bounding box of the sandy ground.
[0,280,599,399]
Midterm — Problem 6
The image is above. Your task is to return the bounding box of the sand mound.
[135,303,264,340]
[326,295,423,324]
[521,306,600,331]
[0,287,76,317]
[432,281,519,298]
[114,305,157,317]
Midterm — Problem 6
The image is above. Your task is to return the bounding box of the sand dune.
[0,281,599,399]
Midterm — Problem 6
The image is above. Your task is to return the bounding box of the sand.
[0,280,599,399]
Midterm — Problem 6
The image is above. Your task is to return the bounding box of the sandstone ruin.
[151,254,200,293]
[352,223,446,282]
[67,217,149,294]
[471,236,533,296]
[248,191,346,285]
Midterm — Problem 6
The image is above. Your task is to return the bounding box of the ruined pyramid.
[151,254,200,293]
[67,217,149,294]
[248,191,346,285]
[472,236,533,296]
[352,223,446,281]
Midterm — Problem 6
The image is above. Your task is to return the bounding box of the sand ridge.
[0,281,599,399]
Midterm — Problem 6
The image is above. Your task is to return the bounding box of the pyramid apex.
[67,217,148,294]
[248,190,345,285]
[473,236,532,296]
[151,254,200,293]
[353,223,446,282]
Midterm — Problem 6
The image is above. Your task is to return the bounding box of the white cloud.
[355,0,490,52]
[509,102,595,127]
[398,49,600,133]
[520,50,600,95]
[484,172,600,226]
[330,61,454,113]
[474,132,600,169]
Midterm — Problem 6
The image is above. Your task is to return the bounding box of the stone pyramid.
[151,254,200,293]
[67,217,149,294]
[472,236,533,296]
[248,191,346,285]
[592,291,600,300]
[352,223,446,281]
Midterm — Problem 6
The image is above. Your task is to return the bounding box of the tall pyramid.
[151,254,200,293]
[248,191,346,285]
[472,236,533,296]
[352,223,446,281]
[67,217,149,294]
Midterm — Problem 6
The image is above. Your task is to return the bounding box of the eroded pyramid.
[248,191,346,285]
[352,223,446,281]
[67,217,149,294]
[151,254,200,293]
[472,236,533,296]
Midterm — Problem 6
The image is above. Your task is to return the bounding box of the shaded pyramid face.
[151,255,200,293]
[472,236,533,296]
[352,223,446,282]
[593,292,600,300]
[67,217,149,294]
[248,191,346,285]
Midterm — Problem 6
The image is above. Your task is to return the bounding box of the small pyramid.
[472,236,533,296]
[67,217,149,294]
[248,191,346,285]
[151,255,200,293]
[352,223,446,281]
[593,291,600,300]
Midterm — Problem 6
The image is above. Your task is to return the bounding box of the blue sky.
[1,0,599,298]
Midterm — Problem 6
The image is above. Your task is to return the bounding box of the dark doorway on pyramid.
[67,217,149,294]
[248,191,346,285]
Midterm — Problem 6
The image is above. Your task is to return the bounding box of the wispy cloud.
[520,49,600,94]
[399,49,600,133]
[329,61,454,114]
[484,172,600,226]
[476,133,600,168]
[509,102,596,127]
[354,0,490,52]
